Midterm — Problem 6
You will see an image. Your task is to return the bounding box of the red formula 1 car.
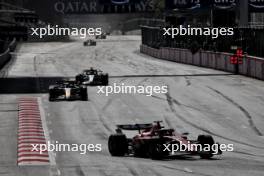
[108,121,222,159]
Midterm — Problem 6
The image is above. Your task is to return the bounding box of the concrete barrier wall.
[245,56,264,80]
[8,38,17,52]
[0,77,65,93]
[0,48,11,69]
[140,44,264,81]
[28,34,70,42]
[0,39,16,69]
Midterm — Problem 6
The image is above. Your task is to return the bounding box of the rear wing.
[117,124,153,131]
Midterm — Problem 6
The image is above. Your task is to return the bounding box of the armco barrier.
[140,44,264,81]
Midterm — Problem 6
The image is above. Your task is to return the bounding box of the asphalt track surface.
[0,36,264,176]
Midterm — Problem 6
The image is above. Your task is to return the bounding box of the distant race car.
[76,68,109,86]
[95,33,107,39]
[49,80,88,101]
[108,121,222,160]
[84,39,96,46]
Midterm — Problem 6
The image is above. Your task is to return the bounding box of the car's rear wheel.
[108,134,128,156]
[80,87,88,101]
[103,75,109,85]
[76,75,83,83]
[49,91,55,101]
[197,135,214,159]
[148,142,164,160]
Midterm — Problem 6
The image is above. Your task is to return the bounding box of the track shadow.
[115,154,221,161]
[0,77,68,94]
[0,73,234,94]
[110,73,234,78]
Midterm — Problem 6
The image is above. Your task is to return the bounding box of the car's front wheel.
[102,75,109,85]
[49,91,55,101]
[148,142,164,160]
[197,135,215,159]
[108,134,128,156]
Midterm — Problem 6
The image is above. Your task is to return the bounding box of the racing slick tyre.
[102,75,109,85]
[148,142,164,160]
[80,87,88,101]
[49,91,55,102]
[108,134,128,156]
[75,75,83,84]
[197,135,215,159]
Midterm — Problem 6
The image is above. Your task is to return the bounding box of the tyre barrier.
[140,45,264,81]
[17,97,50,165]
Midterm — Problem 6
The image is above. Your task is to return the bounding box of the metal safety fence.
[141,26,264,58]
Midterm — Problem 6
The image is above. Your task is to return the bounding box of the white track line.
[38,97,56,166]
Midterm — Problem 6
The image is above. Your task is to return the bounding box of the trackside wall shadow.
[0,77,67,94]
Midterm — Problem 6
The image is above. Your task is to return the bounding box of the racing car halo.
[108,121,222,160]
[49,80,88,101]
